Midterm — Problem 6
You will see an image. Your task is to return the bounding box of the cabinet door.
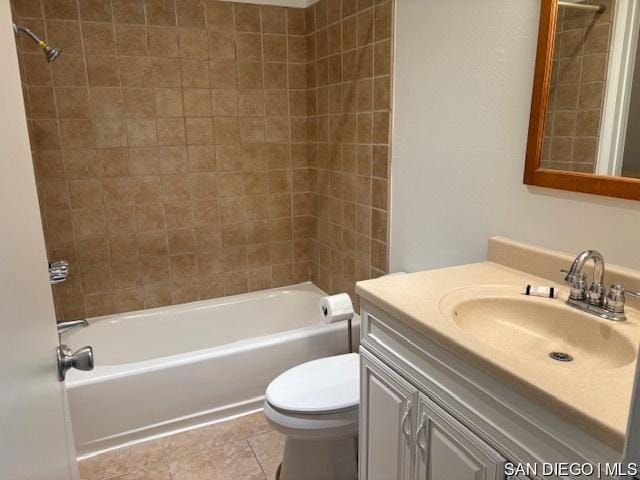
[415,394,506,480]
[360,349,419,480]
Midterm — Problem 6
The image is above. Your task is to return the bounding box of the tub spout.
[57,319,89,335]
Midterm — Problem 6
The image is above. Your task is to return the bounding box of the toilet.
[263,353,360,480]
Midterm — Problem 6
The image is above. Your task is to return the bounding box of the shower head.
[13,23,62,63]
[43,45,61,63]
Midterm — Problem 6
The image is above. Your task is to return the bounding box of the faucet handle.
[603,284,639,320]
[49,260,70,284]
[625,289,640,299]
[561,270,587,300]
[587,282,605,307]
[605,284,626,314]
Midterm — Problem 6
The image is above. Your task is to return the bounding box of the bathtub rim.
[64,281,359,386]
[66,316,360,387]
[68,280,326,330]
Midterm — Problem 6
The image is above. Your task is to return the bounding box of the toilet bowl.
[263,353,359,480]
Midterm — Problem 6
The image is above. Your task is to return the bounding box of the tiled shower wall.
[542,0,614,173]
[12,0,392,320]
[306,0,393,304]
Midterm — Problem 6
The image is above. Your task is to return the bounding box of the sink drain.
[549,351,573,362]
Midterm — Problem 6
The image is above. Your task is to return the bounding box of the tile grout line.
[246,435,271,480]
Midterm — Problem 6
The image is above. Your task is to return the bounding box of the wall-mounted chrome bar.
[558,1,606,13]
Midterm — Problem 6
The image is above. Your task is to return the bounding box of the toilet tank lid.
[266,353,359,414]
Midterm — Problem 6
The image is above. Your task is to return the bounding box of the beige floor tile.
[248,431,285,480]
[162,412,269,462]
[168,447,212,480]
[161,422,226,462]
[78,439,167,480]
[234,412,273,439]
[106,462,172,480]
[169,440,266,480]
[79,412,275,480]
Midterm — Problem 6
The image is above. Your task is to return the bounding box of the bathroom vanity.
[356,238,640,480]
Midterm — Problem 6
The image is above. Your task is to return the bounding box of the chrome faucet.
[57,319,88,335]
[562,250,638,321]
[562,250,605,306]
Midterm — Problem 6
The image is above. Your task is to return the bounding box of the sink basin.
[439,286,637,370]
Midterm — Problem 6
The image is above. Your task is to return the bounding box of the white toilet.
[263,353,360,480]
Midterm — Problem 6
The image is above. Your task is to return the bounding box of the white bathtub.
[63,282,359,458]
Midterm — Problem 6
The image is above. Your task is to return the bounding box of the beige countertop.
[355,238,640,451]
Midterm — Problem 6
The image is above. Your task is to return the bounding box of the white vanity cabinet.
[361,350,505,480]
[358,302,621,480]
[414,391,505,480]
[360,351,417,480]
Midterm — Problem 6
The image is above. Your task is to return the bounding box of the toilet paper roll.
[319,293,354,324]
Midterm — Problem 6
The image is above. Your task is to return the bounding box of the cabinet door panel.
[415,394,506,480]
[360,349,418,480]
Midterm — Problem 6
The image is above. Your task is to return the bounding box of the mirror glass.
[542,0,640,178]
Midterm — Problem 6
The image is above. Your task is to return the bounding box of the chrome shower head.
[43,45,61,63]
[13,23,62,63]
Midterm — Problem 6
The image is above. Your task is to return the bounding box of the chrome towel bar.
[557,1,606,13]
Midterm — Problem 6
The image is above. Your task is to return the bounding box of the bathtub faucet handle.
[49,260,70,284]
[56,344,94,381]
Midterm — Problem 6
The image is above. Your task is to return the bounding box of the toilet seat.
[266,353,359,414]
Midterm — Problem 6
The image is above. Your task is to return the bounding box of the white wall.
[391,0,640,273]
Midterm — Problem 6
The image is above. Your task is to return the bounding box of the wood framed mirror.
[524,0,640,201]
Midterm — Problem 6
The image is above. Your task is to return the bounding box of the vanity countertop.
[355,238,640,451]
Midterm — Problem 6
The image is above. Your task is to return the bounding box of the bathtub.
[63,282,359,458]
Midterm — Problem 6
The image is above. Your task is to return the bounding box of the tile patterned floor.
[78,412,284,480]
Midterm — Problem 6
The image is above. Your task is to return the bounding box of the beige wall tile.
[287,8,306,36]
[155,88,184,117]
[112,0,146,24]
[17,0,386,320]
[236,33,262,61]
[78,0,112,22]
[181,58,210,87]
[82,22,116,55]
[60,118,95,148]
[151,58,183,86]
[124,88,156,118]
[94,118,128,148]
[44,0,78,20]
[126,118,157,146]
[234,3,260,33]
[89,87,124,118]
[206,1,234,32]
[183,88,211,117]
[115,24,149,56]
[46,20,82,54]
[145,0,177,26]
[176,0,205,28]
[27,86,56,118]
[179,28,209,58]
[86,56,120,87]
[148,27,180,57]
[51,54,87,86]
